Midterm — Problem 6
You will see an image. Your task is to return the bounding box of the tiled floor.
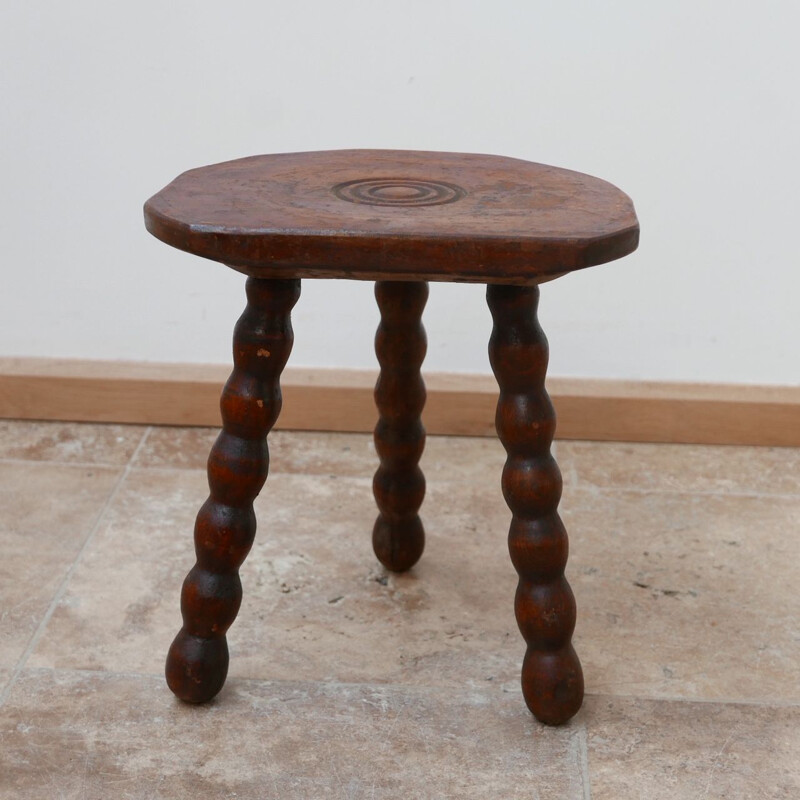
[0,420,798,799]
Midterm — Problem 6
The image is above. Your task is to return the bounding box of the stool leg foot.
[487,283,584,725]
[165,278,300,703]
[372,281,428,572]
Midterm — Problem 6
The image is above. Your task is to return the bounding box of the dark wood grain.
[487,283,584,725]
[144,149,639,284]
[165,277,300,703]
[145,149,640,725]
[372,281,428,572]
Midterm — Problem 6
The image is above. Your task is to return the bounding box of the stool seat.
[144,149,639,284]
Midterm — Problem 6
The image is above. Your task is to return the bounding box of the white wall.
[1,1,798,384]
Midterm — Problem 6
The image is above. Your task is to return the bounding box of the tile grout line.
[127,425,152,469]
[564,484,800,500]
[0,456,140,470]
[577,722,592,800]
[0,427,153,708]
[583,689,800,708]
[16,663,800,711]
[42,459,800,500]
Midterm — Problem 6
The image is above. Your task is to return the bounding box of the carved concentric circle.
[333,177,466,207]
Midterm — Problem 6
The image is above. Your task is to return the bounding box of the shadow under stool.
[144,149,639,725]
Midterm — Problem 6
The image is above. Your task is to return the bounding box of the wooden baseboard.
[0,358,798,446]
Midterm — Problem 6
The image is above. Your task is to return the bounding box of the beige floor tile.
[26,443,800,707]
[565,488,800,704]
[0,420,146,465]
[136,427,378,476]
[425,434,507,482]
[135,427,507,483]
[135,425,250,471]
[0,462,122,692]
[586,695,800,799]
[558,440,800,496]
[0,669,589,800]
[28,468,522,690]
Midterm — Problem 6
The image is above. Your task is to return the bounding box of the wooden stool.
[144,150,639,725]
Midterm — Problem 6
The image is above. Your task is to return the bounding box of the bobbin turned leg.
[372,281,428,572]
[165,277,300,703]
[487,283,583,725]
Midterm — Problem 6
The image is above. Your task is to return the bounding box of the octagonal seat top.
[144,149,639,285]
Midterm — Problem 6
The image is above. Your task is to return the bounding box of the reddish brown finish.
[143,149,639,284]
[146,149,639,726]
[165,277,299,703]
[487,283,584,725]
[372,281,428,572]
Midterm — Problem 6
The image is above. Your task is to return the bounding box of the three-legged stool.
[144,149,639,725]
